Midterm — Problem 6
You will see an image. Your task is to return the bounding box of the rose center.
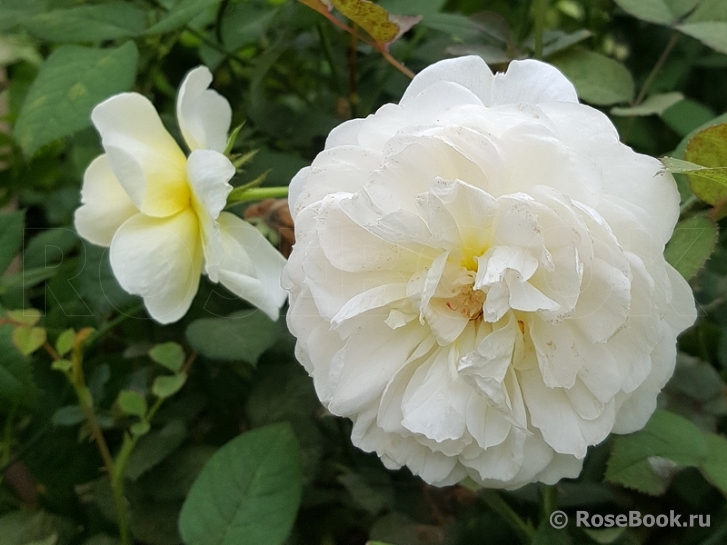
[444,284,486,321]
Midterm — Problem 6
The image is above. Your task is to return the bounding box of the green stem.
[481,489,534,545]
[541,484,558,520]
[111,435,135,545]
[64,331,132,545]
[85,304,145,351]
[228,186,289,206]
[533,0,547,59]
[317,24,344,96]
[634,30,680,106]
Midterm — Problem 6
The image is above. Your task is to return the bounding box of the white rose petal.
[283,56,697,489]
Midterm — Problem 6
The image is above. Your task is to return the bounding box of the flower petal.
[216,212,287,320]
[74,155,138,247]
[187,149,235,281]
[400,55,495,106]
[109,209,202,324]
[492,59,578,105]
[92,93,189,218]
[177,66,232,152]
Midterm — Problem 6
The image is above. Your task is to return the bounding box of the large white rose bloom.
[74,67,287,324]
[283,56,697,488]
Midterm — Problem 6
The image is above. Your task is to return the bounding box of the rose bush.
[74,66,287,324]
[284,56,697,488]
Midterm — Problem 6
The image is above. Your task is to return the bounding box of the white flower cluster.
[283,56,697,488]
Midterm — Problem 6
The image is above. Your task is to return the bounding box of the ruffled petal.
[400,55,495,106]
[215,212,287,320]
[492,59,579,105]
[176,66,232,153]
[91,93,189,218]
[74,155,138,247]
[109,209,202,324]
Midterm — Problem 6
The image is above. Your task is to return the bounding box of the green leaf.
[12,326,46,356]
[699,432,727,496]
[7,308,41,326]
[329,0,421,45]
[125,420,187,480]
[550,49,634,105]
[117,390,148,417]
[147,0,223,34]
[186,310,279,363]
[0,326,37,410]
[51,405,85,427]
[662,99,716,138]
[661,157,727,187]
[611,92,684,116]
[13,42,138,157]
[0,268,57,294]
[179,423,302,545]
[0,210,24,274]
[684,122,727,206]
[149,342,185,373]
[23,227,80,269]
[137,446,216,502]
[605,410,708,495]
[613,0,700,25]
[221,5,276,51]
[678,21,727,54]
[51,359,73,373]
[0,0,45,32]
[664,214,717,279]
[152,373,187,399]
[23,4,146,43]
[541,28,593,57]
[446,44,510,64]
[378,0,447,19]
[420,12,490,41]
[55,329,75,357]
[683,0,727,22]
[131,421,151,437]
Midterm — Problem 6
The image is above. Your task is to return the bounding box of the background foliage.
[1,0,727,544]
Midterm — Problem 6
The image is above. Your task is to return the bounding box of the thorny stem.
[66,330,129,544]
[110,351,196,526]
[2,311,144,545]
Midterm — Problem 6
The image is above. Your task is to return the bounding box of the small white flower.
[74,67,287,324]
[283,56,697,488]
